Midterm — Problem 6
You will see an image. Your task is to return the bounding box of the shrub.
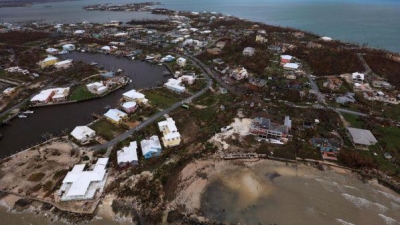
[27,172,45,182]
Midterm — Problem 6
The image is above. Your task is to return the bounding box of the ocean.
[0,0,399,52]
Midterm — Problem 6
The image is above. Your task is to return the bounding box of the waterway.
[0,0,399,52]
[0,53,169,158]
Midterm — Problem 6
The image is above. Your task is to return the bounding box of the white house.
[46,48,60,54]
[114,32,128,37]
[59,158,108,201]
[160,55,175,62]
[86,82,108,95]
[30,87,70,104]
[122,89,148,104]
[74,30,85,35]
[141,135,162,159]
[283,63,300,70]
[121,101,138,114]
[101,46,111,52]
[104,109,127,123]
[320,36,333,41]
[158,118,181,147]
[164,78,186,93]
[3,87,16,95]
[62,44,75,51]
[352,72,365,83]
[70,126,96,144]
[54,59,73,69]
[243,47,255,56]
[117,141,138,166]
[230,67,248,80]
[176,57,187,67]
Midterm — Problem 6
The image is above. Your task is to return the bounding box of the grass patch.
[342,113,364,128]
[27,172,45,182]
[69,85,96,101]
[52,169,69,180]
[90,119,125,141]
[142,89,181,109]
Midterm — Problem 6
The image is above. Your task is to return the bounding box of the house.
[372,80,392,89]
[323,77,343,90]
[30,87,70,104]
[164,78,186,93]
[176,57,187,67]
[117,141,138,166]
[336,93,356,104]
[283,63,299,70]
[101,45,111,52]
[215,41,226,49]
[250,117,290,139]
[39,55,58,68]
[114,32,128,37]
[54,59,73,69]
[347,127,378,150]
[73,30,85,35]
[311,137,340,161]
[70,126,96,144]
[207,47,222,55]
[62,44,75,51]
[86,82,108,95]
[243,47,255,56]
[158,118,181,147]
[320,36,333,41]
[46,48,60,54]
[141,135,162,159]
[280,55,293,64]
[181,75,196,85]
[121,101,138,113]
[255,35,267,43]
[160,55,175,62]
[230,67,248,80]
[122,89,148,104]
[59,158,108,201]
[104,109,127,124]
[3,87,16,95]
[352,72,364,83]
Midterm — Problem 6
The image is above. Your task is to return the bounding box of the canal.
[0,52,170,158]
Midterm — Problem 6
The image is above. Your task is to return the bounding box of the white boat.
[18,115,27,118]
[89,62,98,66]
[23,110,34,114]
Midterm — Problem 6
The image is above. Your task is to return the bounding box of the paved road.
[307,75,326,105]
[91,57,213,151]
[357,53,372,74]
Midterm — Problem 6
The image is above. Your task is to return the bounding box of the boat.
[23,110,34,114]
[89,62,98,66]
[18,115,27,118]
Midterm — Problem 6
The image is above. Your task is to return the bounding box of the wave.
[391,202,400,210]
[378,190,400,204]
[343,185,359,190]
[378,214,400,225]
[315,178,343,192]
[335,218,355,225]
[341,193,388,212]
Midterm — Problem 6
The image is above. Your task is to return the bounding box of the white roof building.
[122,89,148,103]
[243,47,255,56]
[54,59,73,69]
[74,30,85,35]
[283,63,300,70]
[352,72,365,82]
[30,87,70,103]
[62,44,75,51]
[101,46,111,51]
[158,118,178,133]
[280,55,293,61]
[71,126,96,144]
[347,127,378,148]
[59,158,109,201]
[117,141,138,166]
[158,118,181,147]
[164,78,186,93]
[141,135,162,158]
[86,82,108,95]
[46,48,59,54]
[114,32,128,37]
[177,57,187,67]
[321,36,333,41]
[104,109,127,123]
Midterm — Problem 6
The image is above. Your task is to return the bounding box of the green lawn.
[142,89,181,108]
[342,113,364,128]
[377,126,400,153]
[90,119,125,141]
[69,85,96,101]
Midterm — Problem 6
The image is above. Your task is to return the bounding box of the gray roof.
[347,127,378,146]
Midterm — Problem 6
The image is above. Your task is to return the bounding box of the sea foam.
[378,190,400,204]
[378,214,400,225]
[335,218,355,225]
[341,193,388,212]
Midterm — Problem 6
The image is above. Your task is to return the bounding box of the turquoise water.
[0,0,399,52]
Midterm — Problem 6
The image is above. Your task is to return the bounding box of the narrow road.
[90,57,213,151]
[357,53,372,74]
[307,75,326,105]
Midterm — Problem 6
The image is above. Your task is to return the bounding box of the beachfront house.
[122,89,148,104]
[164,78,186,93]
[54,59,73,69]
[176,57,187,67]
[86,82,108,95]
[347,127,378,150]
[117,141,138,166]
[104,108,127,124]
[158,118,181,147]
[38,55,58,68]
[121,101,138,114]
[70,126,96,145]
[140,135,162,159]
[59,158,109,201]
[250,117,291,140]
[311,137,340,161]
